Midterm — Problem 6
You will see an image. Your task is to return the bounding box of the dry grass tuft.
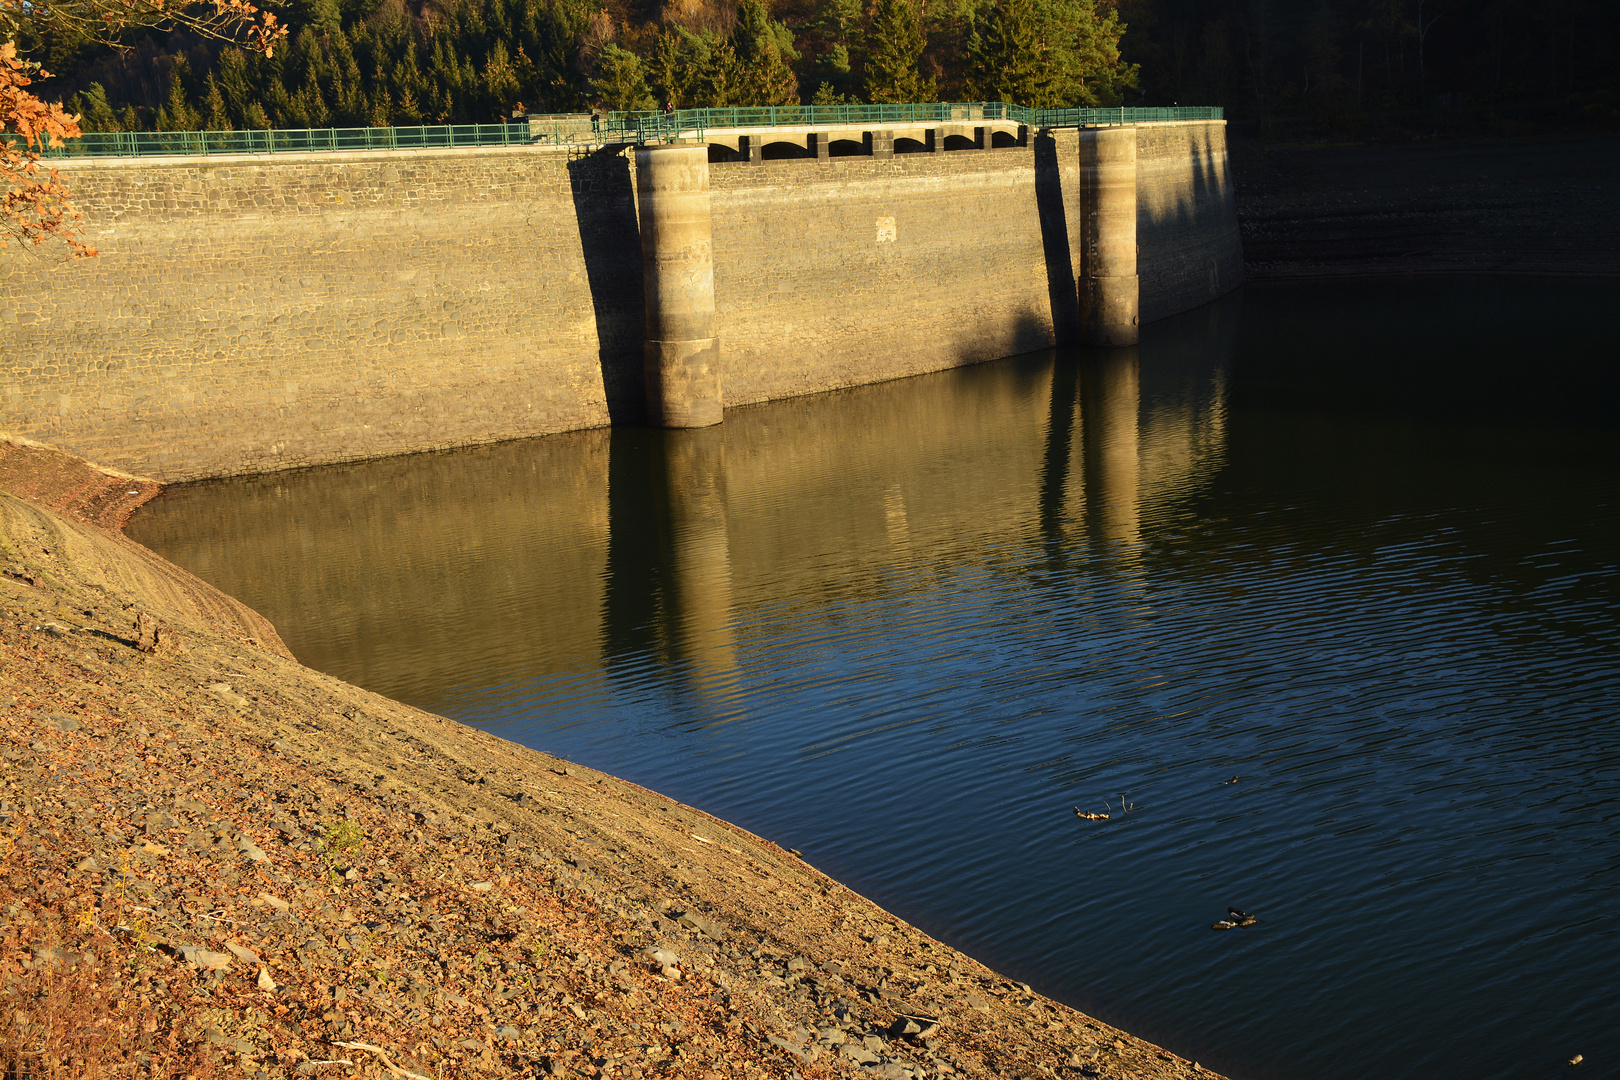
[0,944,149,1078]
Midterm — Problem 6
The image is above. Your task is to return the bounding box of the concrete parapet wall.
[1,121,1240,481]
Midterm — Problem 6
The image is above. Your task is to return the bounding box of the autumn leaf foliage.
[0,0,285,56]
[1,0,284,258]
[1,44,97,258]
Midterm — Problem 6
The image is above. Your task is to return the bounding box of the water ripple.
[128,277,1620,1080]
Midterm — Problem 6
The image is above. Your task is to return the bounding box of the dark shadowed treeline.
[21,0,1619,131]
[1118,0,1620,131]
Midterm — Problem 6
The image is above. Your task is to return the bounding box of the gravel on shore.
[0,437,1220,1080]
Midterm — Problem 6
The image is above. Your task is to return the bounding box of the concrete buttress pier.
[636,144,723,427]
[1078,127,1140,347]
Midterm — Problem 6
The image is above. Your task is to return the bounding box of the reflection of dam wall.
[2,122,1240,481]
[719,360,1061,590]
[128,298,1241,714]
[126,430,614,707]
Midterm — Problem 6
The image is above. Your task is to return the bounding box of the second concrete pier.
[1078,127,1140,347]
[636,143,723,427]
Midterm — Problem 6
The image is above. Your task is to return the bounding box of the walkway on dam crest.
[43,103,1224,160]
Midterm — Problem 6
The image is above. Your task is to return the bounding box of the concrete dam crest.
[1,119,1242,481]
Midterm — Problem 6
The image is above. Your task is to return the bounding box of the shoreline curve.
[0,436,1228,1080]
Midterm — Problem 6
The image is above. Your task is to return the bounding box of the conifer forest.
[12,0,1620,134]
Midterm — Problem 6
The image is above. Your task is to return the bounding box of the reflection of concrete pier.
[602,426,739,702]
[660,428,739,698]
[1081,348,1141,551]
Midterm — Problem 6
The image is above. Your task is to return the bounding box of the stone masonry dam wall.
[1,120,1241,482]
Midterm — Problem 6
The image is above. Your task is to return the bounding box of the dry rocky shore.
[0,436,1218,1080]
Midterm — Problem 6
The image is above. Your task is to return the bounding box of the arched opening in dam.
[760,141,813,160]
[129,275,1620,1080]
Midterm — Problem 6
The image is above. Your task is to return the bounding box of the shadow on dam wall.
[126,290,1244,720]
[1136,123,1242,323]
[1033,133,1080,345]
[567,151,647,425]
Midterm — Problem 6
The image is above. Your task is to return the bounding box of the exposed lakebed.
[132,276,1620,1080]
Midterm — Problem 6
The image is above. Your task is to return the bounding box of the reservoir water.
[130,277,1620,1080]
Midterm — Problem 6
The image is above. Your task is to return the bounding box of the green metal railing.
[40,103,1220,159]
[639,102,1222,130]
[45,121,535,158]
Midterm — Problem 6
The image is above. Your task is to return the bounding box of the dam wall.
[0,120,1241,481]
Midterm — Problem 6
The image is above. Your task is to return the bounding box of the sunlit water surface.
[131,278,1620,1080]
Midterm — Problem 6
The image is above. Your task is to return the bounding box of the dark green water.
[130,277,1620,1080]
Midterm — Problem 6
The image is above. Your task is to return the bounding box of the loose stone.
[187,947,233,971]
[225,941,260,963]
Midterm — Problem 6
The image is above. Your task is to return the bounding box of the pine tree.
[72,82,121,131]
[703,39,743,106]
[802,0,862,103]
[485,37,522,117]
[592,44,658,110]
[866,0,935,102]
[156,57,204,130]
[204,75,232,128]
[517,0,593,113]
[329,25,368,124]
[649,27,714,109]
[1038,0,1136,106]
[967,0,1049,105]
[216,48,259,126]
[309,0,343,37]
[811,77,854,104]
[730,0,801,105]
